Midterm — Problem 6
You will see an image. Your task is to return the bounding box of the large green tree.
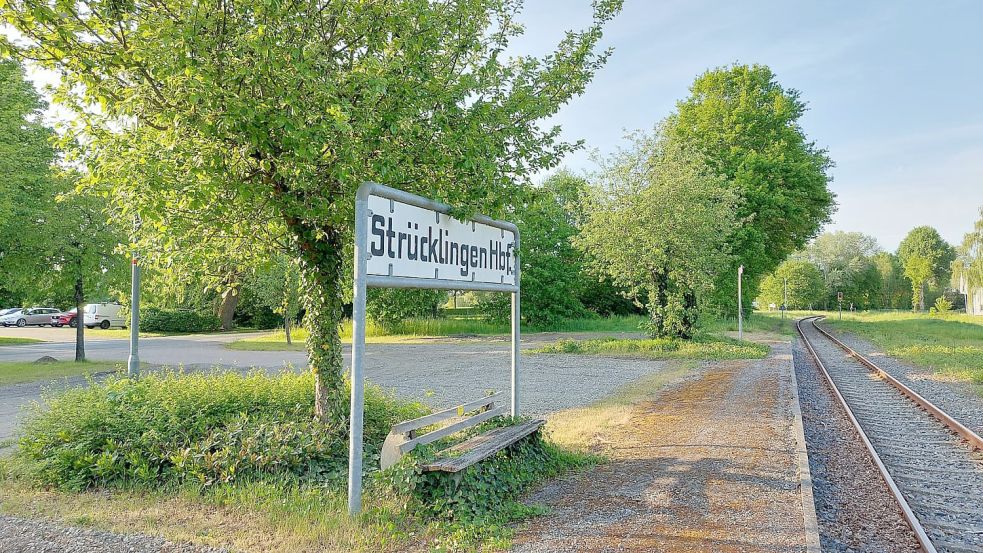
[897,226,955,311]
[669,64,835,315]
[0,59,56,297]
[872,251,910,310]
[577,129,736,338]
[953,207,983,296]
[757,259,825,310]
[3,0,622,420]
[794,231,881,308]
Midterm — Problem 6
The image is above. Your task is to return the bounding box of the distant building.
[958,274,983,315]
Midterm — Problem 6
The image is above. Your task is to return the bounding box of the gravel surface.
[513,342,809,552]
[792,337,922,552]
[820,322,983,435]
[0,515,226,553]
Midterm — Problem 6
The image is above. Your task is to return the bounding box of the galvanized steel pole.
[511,235,520,417]
[783,277,787,322]
[737,265,744,340]
[348,193,369,516]
[127,255,140,377]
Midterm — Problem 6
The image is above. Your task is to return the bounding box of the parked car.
[0,308,24,326]
[83,302,126,329]
[51,308,78,328]
[0,307,60,327]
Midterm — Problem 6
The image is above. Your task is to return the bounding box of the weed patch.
[531,335,768,360]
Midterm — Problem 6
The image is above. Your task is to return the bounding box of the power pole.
[737,265,744,340]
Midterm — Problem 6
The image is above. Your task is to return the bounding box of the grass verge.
[0,360,123,386]
[821,311,983,387]
[0,337,44,346]
[530,334,769,360]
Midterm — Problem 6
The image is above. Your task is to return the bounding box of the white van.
[84,302,126,329]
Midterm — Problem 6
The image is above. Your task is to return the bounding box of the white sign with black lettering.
[365,195,517,285]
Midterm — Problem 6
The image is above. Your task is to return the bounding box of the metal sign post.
[782,277,787,322]
[737,265,744,340]
[837,291,843,320]
[348,183,519,515]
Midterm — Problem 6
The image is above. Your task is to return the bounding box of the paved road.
[0,330,662,445]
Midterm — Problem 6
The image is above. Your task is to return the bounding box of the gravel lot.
[792,337,921,552]
[819,322,983,435]
[0,515,226,553]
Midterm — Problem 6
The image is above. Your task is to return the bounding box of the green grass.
[702,311,801,336]
[0,360,124,386]
[821,310,983,387]
[530,334,769,360]
[227,315,649,351]
[0,337,44,346]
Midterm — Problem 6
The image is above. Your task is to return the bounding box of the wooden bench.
[380,392,545,473]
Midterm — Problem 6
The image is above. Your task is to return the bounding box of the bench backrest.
[380,391,504,470]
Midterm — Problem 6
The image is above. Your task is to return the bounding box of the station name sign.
[365,194,516,285]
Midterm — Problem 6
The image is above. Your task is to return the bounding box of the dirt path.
[513,343,808,552]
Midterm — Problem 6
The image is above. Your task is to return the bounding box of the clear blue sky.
[512,0,983,251]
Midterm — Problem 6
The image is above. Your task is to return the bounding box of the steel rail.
[795,316,937,553]
[810,317,983,451]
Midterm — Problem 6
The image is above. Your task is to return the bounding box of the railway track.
[796,316,983,553]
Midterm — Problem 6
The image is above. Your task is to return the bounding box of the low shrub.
[17,371,427,490]
[142,309,222,333]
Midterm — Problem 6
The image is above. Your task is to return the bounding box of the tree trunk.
[295,226,347,422]
[284,314,292,345]
[74,270,85,362]
[218,285,240,331]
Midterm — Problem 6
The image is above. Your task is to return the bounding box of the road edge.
[788,338,822,553]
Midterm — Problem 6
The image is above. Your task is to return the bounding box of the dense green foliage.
[898,226,956,310]
[2,0,622,420]
[16,372,427,490]
[366,289,446,330]
[873,251,912,309]
[757,259,826,309]
[577,129,736,338]
[669,64,835,315]
[141,309,222,333]
[793,231,882,309]
[953,207,983,292]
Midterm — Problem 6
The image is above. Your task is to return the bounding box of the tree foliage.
[757,259,825,310]
[793,231,881,308]
[3,0,623,420]
[577,129,736,338]
[668,64,835,314]
[897,226,955,310]
[953,206,983,291]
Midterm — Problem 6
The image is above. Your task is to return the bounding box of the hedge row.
[142,309,221,333]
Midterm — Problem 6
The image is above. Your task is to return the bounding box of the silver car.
[0,307,61,327]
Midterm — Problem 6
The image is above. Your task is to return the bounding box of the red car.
[51,308,78,328]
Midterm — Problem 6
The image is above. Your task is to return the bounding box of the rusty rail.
[795,316,937,553]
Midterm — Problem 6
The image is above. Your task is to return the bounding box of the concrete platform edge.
[789,339,822,553]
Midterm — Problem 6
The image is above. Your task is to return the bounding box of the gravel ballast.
[819,322,983,435]
[792,337,921,552]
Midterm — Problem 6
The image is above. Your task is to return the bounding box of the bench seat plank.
[421,419,546,473]
[392,392,504,434]
[398,405,508,454]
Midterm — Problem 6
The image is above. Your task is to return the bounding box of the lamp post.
[127,215,141,378]
[782,277,787,322]
[737,265,744,340]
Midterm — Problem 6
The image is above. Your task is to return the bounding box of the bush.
[17,371,427,490]
[142,308,222,333]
